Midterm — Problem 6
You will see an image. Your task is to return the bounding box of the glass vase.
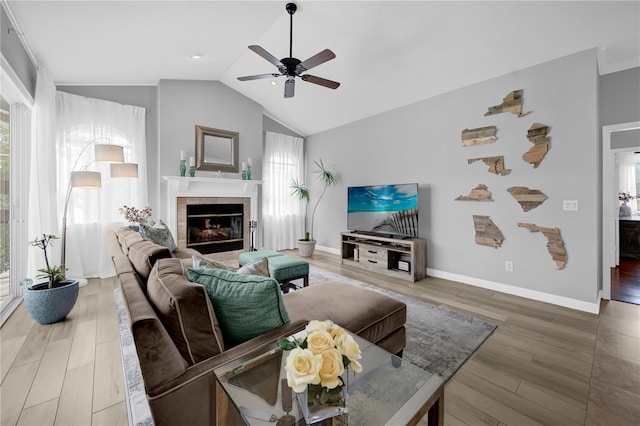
[297,374,348,424]
[179,160,186,177]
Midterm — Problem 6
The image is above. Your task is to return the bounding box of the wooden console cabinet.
[341,231,427,282]
[620,217,640,259]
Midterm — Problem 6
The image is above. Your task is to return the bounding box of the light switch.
[563,200,578,211]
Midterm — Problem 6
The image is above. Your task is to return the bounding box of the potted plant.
[290,158,338,257]
[21,234,79,324]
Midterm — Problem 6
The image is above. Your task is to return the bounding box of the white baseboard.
[427,268,601,314]
[315,245,601,314]
[316,244,340,255]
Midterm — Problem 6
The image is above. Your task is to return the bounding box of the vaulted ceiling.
[6,1,640,135]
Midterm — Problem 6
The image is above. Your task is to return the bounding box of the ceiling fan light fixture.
[237,2,340,98]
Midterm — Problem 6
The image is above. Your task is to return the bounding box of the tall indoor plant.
[21,234,79,324]
[291,158,338,257]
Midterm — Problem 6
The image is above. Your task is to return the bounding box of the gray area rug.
[115,288,155,426]
[116,267,496,425]
[307,266,496,381]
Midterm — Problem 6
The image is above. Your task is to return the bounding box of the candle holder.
[180,160,186,177]
[189,166,195,177]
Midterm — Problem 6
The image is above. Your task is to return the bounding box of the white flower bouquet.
[118,205,152,225]
[277,320,362,421]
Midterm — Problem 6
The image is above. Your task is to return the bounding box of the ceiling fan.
[237,2,340,98]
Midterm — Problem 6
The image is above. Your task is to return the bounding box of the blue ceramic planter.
[21,278,79,324]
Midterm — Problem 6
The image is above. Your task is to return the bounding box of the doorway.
[602,122,640,305]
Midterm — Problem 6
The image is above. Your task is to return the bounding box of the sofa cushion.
[284,280,407,346]
[127,240,172,281]
[236,256,270,277]
[119,271,188,390]
[140,219,177,252]
[186,268,290,347]
[116,226,145,255]
[146,258,225,365]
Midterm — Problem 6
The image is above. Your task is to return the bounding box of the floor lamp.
[60,138,138,283]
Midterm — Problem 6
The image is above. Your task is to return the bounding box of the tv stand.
[341,231,426,282]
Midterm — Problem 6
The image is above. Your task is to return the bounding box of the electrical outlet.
[563,200,578,211]
[505,261,514,272]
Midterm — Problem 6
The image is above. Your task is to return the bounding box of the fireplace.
[165,176,262,262]
[186,203,244,254]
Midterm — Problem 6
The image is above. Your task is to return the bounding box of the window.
[262,131,305,249]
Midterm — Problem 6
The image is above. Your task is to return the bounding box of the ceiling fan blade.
[301,74,340,90]
[238,73,281,81]
[297,49,336,73]
[248,45,284,67]
[284,78,295,98]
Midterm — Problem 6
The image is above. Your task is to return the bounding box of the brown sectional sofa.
[107,227,407,425]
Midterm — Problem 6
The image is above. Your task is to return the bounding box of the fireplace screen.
[186,203,244,254]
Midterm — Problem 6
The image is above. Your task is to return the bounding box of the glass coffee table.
[214,332,444,425]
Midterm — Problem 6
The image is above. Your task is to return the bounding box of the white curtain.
[262,131,305,250]
[28,68,59,279]
[619,152,639,216]
[56,92,147,278]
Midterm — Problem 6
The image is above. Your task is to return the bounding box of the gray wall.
[264,115,304,138]
[1,5,36,97]
[305,49,600,305]
[56,86,159,211]
[600,67,640,127]
[156,80,264,219]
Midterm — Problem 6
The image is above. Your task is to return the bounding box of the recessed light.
[270,80,278,86]
[191,54,203,59]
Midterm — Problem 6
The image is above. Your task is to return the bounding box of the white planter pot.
[298,240,317,257]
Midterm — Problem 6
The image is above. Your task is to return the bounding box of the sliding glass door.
[0,96,9,307]
[0,63,32,324]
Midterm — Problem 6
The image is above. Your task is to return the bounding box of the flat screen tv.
[347,183,419,238]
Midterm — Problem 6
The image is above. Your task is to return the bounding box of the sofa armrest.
[147,319,308,398]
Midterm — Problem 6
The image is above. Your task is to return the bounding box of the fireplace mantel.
[163,176,262,244]
[164,176,263,193]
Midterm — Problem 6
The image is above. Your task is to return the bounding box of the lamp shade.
[70,171,102,188]
[95,144,124,163]
[111,163,139,178]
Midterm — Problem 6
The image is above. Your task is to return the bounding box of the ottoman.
[239,250,309,292]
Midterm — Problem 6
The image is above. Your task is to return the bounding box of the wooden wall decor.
[522,123,551,168]
[517,223,567,269]
[473,215,504,248]
[461,126,497,147]
[484,89,532,117]
[455,184,494,202]
[507,186,548,212]
[468,156,511,176]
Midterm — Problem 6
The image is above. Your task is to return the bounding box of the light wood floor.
[1,277,127,426]
[2,251,639,426]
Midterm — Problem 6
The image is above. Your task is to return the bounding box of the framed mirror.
[195,125,239,172]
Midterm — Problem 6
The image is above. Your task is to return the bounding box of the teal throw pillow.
[186,268,290,346]
[140,219,177,252]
